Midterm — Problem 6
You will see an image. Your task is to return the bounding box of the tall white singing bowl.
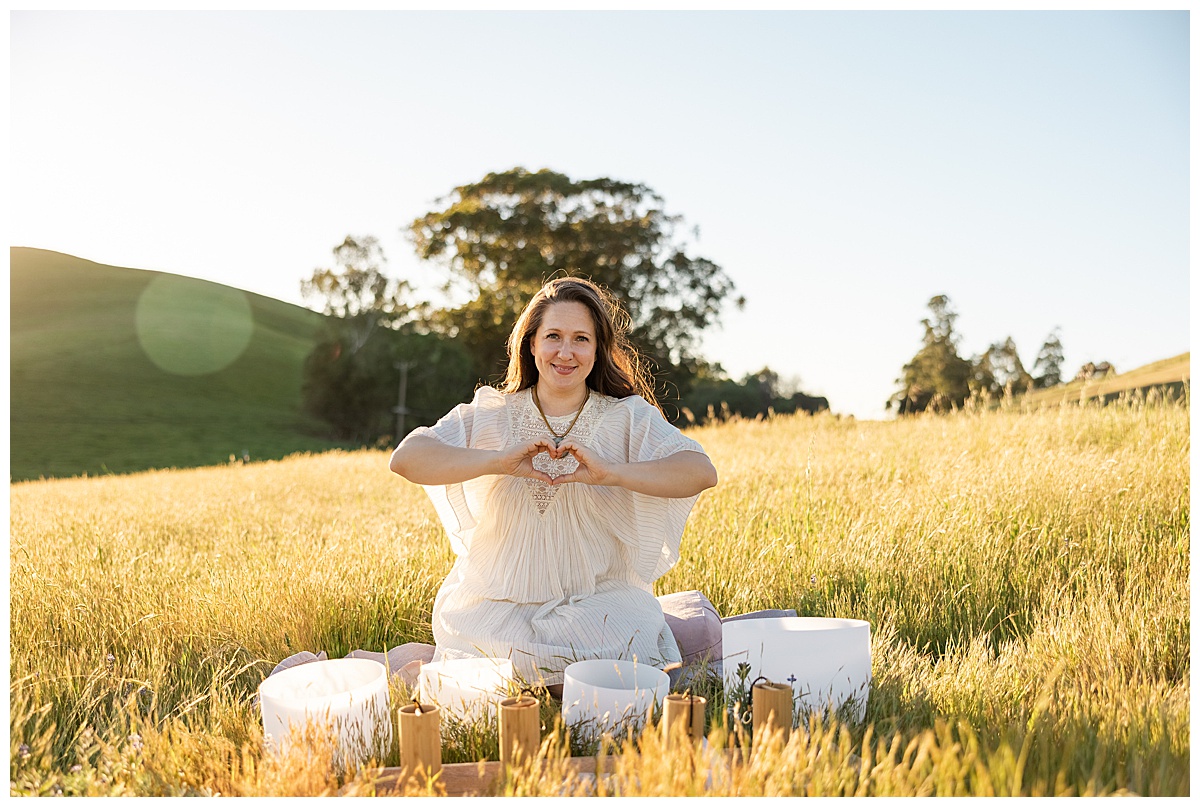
[561,659,670,741]
[722,617,872,722]
[258,658,392,769]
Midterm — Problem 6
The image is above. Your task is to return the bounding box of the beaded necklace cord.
[531,386,587,447]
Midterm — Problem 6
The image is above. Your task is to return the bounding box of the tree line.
[300,167,828,444]
[889,294,1112,414]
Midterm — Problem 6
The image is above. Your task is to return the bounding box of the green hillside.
[10,247,350,481]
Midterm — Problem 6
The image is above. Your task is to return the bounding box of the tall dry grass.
[9,395,1189,795]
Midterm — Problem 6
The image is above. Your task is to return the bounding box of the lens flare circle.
[135,274,254,376]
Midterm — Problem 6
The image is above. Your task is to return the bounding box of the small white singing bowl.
[561,659,670,739]
[258,658,392,767]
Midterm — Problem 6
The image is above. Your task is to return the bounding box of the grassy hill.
[10,247,350,481]
[1023,352,1190,406]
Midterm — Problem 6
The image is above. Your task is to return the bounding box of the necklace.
[531,386,587,447]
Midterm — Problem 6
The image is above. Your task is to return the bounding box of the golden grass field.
[9,393,1190,796]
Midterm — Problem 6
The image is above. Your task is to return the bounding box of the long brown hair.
[501,278,657,408]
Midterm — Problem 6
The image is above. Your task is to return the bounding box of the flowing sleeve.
[592,396,708,585]
[401,386,508,556]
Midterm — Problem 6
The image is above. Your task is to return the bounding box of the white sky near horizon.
[8,9,1191,420]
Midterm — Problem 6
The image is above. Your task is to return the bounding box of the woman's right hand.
[496,439,559,483]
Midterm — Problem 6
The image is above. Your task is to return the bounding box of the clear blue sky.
[10,10,1190,419]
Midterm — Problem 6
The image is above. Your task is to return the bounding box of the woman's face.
[532,301,597,399]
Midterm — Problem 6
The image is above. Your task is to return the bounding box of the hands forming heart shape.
[504,438,614,487]
[532,444,579,481]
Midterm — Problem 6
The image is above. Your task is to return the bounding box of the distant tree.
[678,364,828,423]
[302,329,473,443]
[745,367,782,413]
[783,390,831,416]
[1032,328,1065,388]
[978,337,1033,397]
[300,235,471,443]
[968,343,997,399]
[889,295,973,414]
[302,323,396,443]
[301,236,425,352]
[407,167,742,401]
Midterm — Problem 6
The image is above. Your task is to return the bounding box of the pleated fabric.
[403,386,706,685]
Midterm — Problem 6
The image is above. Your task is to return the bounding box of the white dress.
[404,385,706,686]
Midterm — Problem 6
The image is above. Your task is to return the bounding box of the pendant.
[552,437,563,448]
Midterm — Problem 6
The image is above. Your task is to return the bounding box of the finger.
[517,461,554,483]
[549,471,577,485]
[531,438,557,456]
[561,448,589,468]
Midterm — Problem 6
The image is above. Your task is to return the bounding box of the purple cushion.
[658,590,722,665]
[721,608,797,623]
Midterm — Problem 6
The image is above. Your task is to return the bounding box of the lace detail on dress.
[509,389,614,515]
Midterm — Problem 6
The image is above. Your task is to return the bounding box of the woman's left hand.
[548,440,616,487]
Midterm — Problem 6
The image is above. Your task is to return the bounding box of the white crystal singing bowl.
[419,657,515,721]
[561,659,670,739]
[258,658,392,766]
[722,617,872,721]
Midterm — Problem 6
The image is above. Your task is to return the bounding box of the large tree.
[408,167,742,398]
[889,295,974,414]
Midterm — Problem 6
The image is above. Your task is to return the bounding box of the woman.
[389,278,717,687]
